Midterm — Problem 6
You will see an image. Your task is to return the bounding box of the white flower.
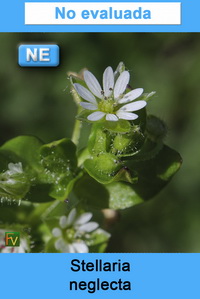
[73,64,146,122]
[0,229,29,253]
[7,162,23,175]
[52,208,99,253]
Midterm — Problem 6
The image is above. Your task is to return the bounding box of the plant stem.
[71,88,82,146]
[72,111,82,146]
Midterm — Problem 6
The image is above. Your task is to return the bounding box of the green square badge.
[5,232,20,247]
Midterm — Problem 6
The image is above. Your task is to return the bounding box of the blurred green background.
[0,33,200,252]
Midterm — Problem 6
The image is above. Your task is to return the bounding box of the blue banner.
[0,0,199,32]
[1,253,200,298]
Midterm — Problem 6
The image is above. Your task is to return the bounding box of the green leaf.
[77,147,90,167]
[0,202,34,224]
[40,200,72,220]
[106,182,143,209]
[27,183,55,203]
[0,136,44,201]
[146,115,167,142]
[73,174,109,209]
[126,144,182,199]
[0,136,78,203]
[130,139,163,162]
[0,136,44,200]
[0,136,43,172]
[39,138,77,201]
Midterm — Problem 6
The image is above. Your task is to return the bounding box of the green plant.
[0,62,182,253]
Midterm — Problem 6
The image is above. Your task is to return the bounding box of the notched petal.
[87,111,105,121]
[52,228,62,238]
[116,111,139,120]
[73,83,97,104]
[75,212,93,225]
[114,71,130,99]
[119,100,147,112]
[72,242,89,253]
[84,70,103,99]
[67,208,77,226]
[59,216,68,229]
[119,88,144,104]
[103,66,114,97]
[78,222,99,232]
[80,102,98,110]
[106,113,118,122]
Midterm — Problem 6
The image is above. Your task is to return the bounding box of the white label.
[25,2,181,25]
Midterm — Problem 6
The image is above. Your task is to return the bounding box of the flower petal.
[73,83,97,104]
[72,241,89,253]
[78,222,99,232]
[52,228,62,237]
[75,212,93,225]
[118,88,144,104]
[103,66,114,97]
[116,111,139,120]
[114,71,130,99]
[68,244,76,253]
[106,113,118,122]
[87,111,105,121]
[66,208,77,226]
[80,102,97,110]
[8,162,23,174]
[118,100,146,112]
[55,239,66,251]
[84,70,103,99]
[59,216,68,229]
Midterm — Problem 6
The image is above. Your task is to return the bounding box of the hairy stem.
[71,88,82,146]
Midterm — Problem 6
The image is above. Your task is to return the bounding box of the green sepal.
[76,109,94,122]
[103,119,131,134]
[84,153,122,184]
[111,127,145,157]
[69,73,88,89]
[140,91,156,102]
[88,124,111,155]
